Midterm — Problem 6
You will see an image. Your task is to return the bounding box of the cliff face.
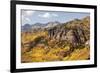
[47,16,90,48]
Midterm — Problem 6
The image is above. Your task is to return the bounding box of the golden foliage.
[21,25,90,63]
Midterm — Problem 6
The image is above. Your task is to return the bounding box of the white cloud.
[22,10,35,17]
[38,13,50,18]
[22,15,31,25]
[25,11,35,16]
[38,12,58,18]
[21,10,35,25]
[25,17,31,22]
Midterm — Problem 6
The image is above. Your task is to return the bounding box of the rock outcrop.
[47,16,90,48]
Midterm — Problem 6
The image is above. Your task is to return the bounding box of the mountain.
[31,23,45,29]
[21,24,32,32]
[45,21,60,28]
[47,16,90,48]
[21,16,90,62]
[22,17,90,47]
[22,21,61,32]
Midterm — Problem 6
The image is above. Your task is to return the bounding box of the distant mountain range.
[22,16,90,47]
[21,24,32,32]
[21,21,61,32]
[21,16,90,36]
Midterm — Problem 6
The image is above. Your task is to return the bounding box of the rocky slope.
[21,16,90,63]
[47,16,90,48]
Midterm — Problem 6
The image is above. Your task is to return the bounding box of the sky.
[21,9,90,26]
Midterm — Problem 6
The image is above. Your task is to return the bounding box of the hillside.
[21,16,90,63]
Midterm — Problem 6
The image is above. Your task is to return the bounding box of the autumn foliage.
[21,16,90,63]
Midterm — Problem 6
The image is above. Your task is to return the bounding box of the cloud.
[22,15,31,25]
[22,10,35,17]
[38,12,58,18]
[21,10,35,25]
[25,17,31,22]
[38,13,50,18]
[25,11,35,16]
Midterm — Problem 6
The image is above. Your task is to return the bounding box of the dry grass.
[21,32,90,63]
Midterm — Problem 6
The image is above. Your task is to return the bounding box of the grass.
[21,30,90,63]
